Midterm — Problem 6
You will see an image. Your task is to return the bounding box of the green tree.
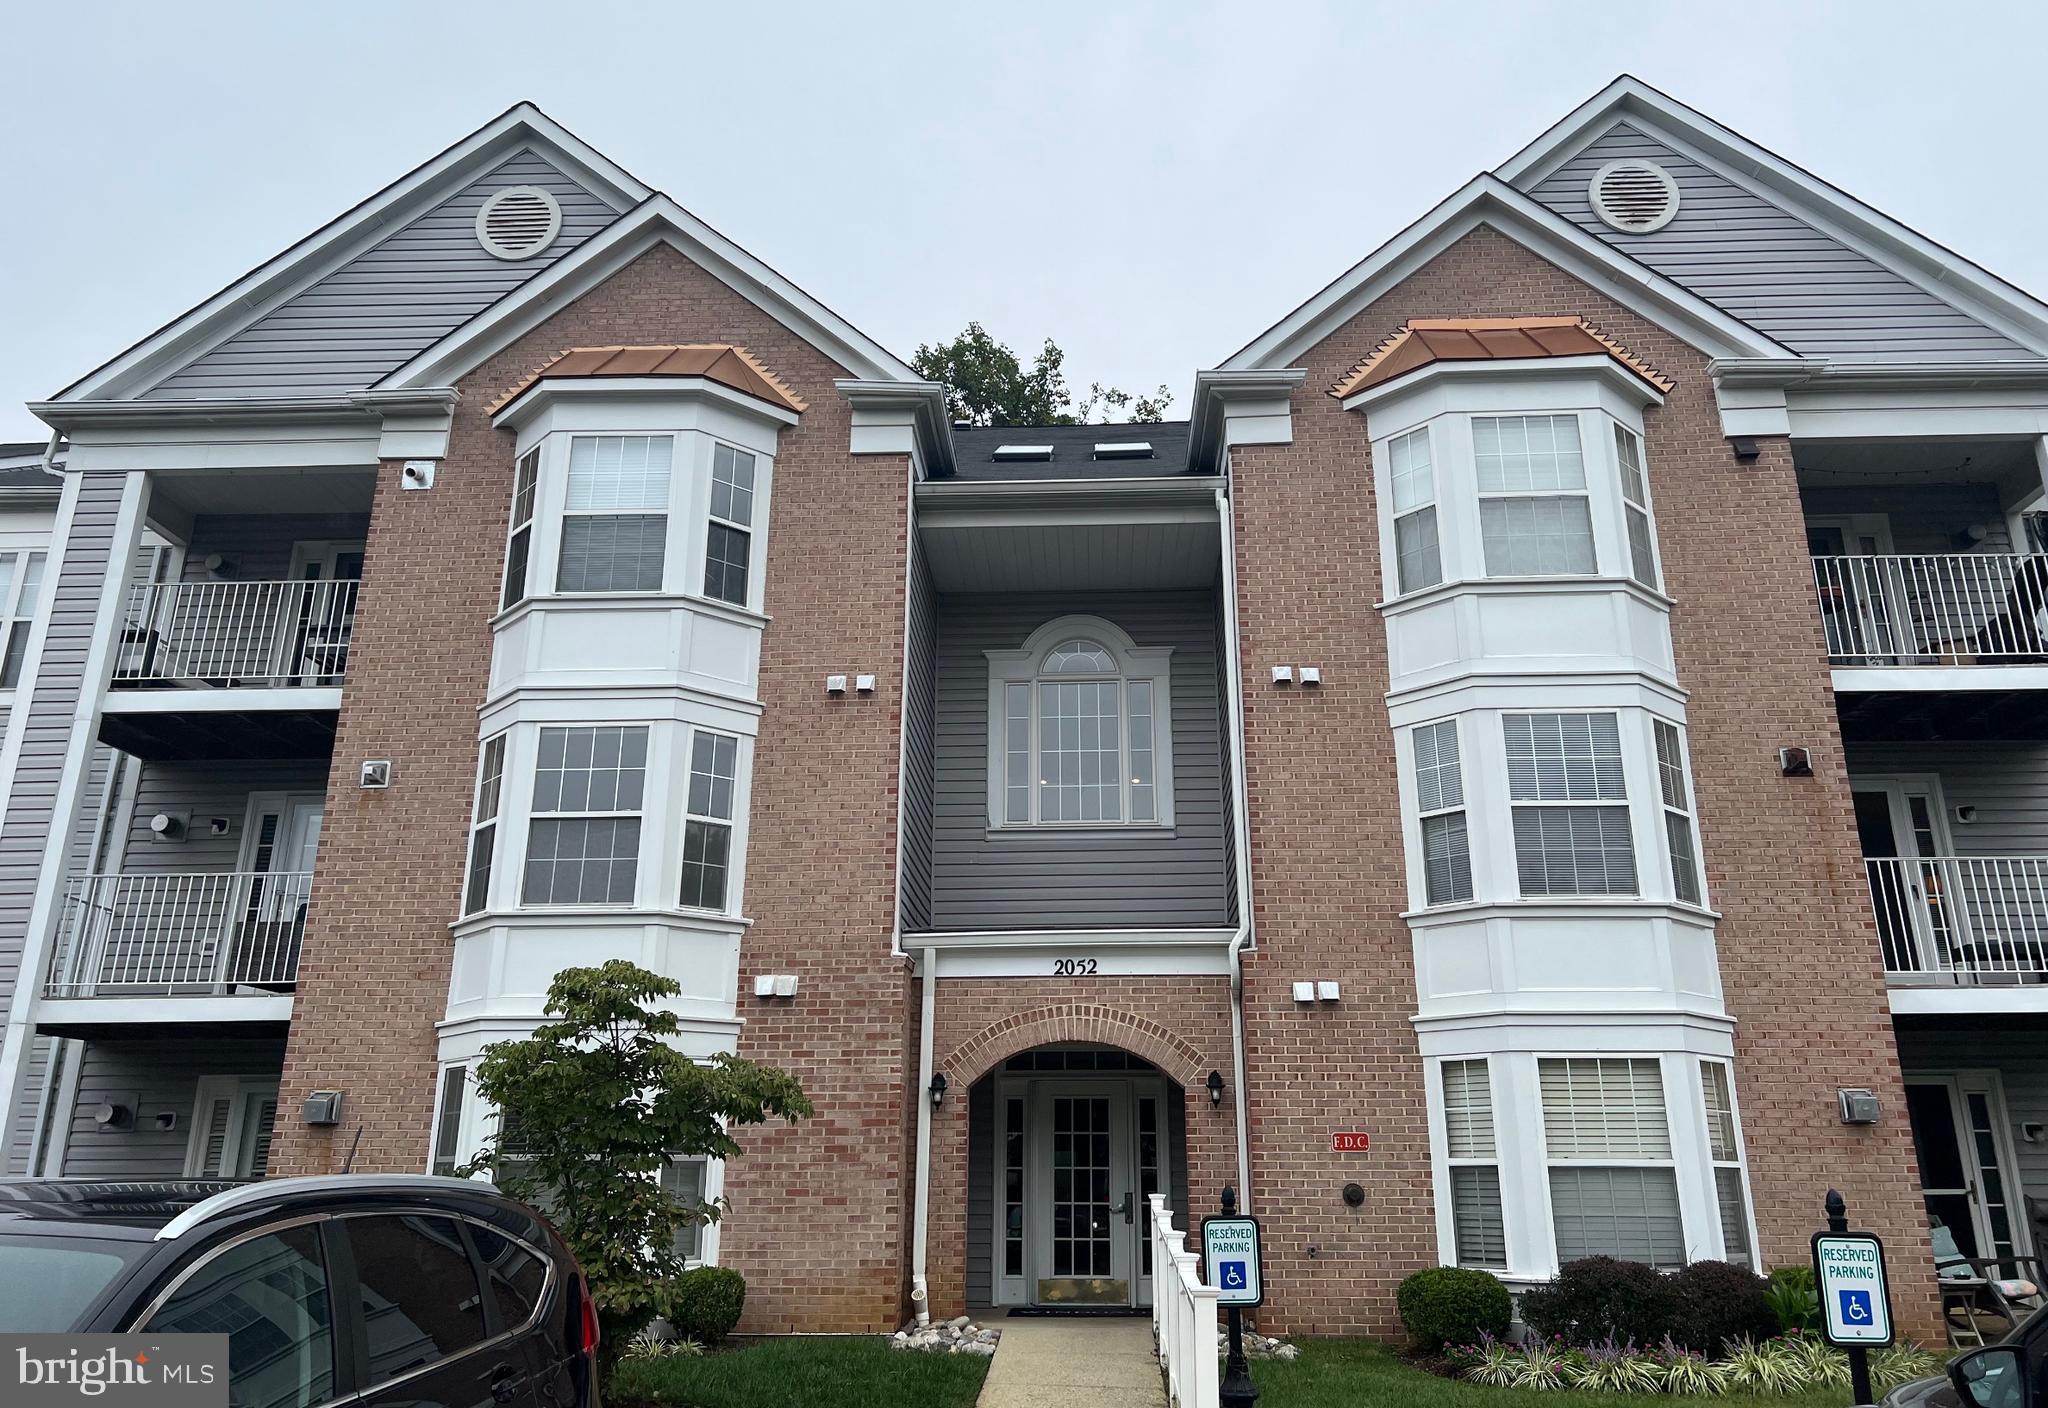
[461,961,810,1374]
[912,322,1173,426]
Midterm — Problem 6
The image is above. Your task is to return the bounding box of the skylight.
[991,445,1056,461]
[1092,442,1155,460]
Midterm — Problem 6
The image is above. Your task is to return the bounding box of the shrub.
[1656,1337,1732,1396]
[1567,1338,1666,1393]
[1519,1257,1683,1347]
[1669,1260,1777,1354]
[1720,1336,1811,1394]
[1873,1341,1942,1391]
[666,1266,747,1345]
[1396,1266,1513,1351]
[1765,1265,1821,1334]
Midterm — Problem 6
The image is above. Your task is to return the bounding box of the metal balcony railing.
[1813,554,2048,666]
[1864,856,2048,984]
[114,579,359,687]
[44,870,312,998]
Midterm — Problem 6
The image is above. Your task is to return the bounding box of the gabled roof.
[1220,174,1788,372]
[1495,76,2048,359]
[1329,317,1674,400]
[488,345,809,416]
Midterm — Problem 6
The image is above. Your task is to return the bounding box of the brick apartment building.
[1,76,2044,1339]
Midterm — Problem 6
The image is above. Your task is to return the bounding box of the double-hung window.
[1540,1056,1684,1268]
[1442,1059,1505,1268]
[662,1156,711,1261]
[1413,720,1471,904]
[1654,720,1702,905]
[704,443,757,607]
[1000,634,1167,826]
[1387,427,1441,593]
[522,725,648,905]
[1504,712,1636,896]
[430,1065,469,1177]
[1613,425,1659,589]
[1475,415,1596,576]
[0,549,47,688]
[680,730,739,911]
[463,735,506,915]
[558,435,672,593]
[501,450,539,611]
[1700,1061,1753,1267]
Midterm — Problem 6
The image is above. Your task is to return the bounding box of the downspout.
[896,432,934,1327]
[910,945,937,1325]
[1215,479,1255,1207]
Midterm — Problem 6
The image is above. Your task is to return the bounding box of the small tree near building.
[461,960,811,1374]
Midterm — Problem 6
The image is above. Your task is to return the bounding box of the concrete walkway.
[976,1317,1168,1408]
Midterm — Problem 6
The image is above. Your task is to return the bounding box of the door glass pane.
[1966,1093,2018,1264]
[1051,1097,1113,1278]
[144,1224,334,1408]
[1004,1098,1025,1278]
[1138,1097,1159,1275]
[1904,1084,1968,1188]
[345,1215,489,1387]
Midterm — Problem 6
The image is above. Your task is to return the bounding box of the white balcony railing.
[114,579,359,687]
[1149,1193,1220,1408]
[1813,554,2048,666]
[44,871,312,998]
[1865,856,2048,984]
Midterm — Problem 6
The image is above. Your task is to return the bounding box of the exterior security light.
[1207,1070,1225,1107]
[929,1072,948,1108]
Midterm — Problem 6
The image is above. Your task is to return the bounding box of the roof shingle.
[1328,317,1675,400]
[489,344,808,415]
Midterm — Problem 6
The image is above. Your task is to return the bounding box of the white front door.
[226,793,323,986]
[1851,775,1967,977]
[279,540,365,682]
[1904,1073,2034,1273]
[1033,1082,1134,1305]
[186,1075,281,1178]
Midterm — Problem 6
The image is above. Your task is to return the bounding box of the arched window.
[987,617,1174,828]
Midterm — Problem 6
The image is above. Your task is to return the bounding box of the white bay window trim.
[985,615,1175,830]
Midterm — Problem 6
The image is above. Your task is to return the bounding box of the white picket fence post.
[1148,1194,1219,1408]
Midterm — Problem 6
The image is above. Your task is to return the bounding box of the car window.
[141,1223,335,1408]
[344,1215,488,1387]
[0,1234,145,1331]
[468,1224,548,1331]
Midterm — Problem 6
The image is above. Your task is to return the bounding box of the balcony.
[1864,856,2048,1010]
[101,579,358,760]
[38,870,309,1029]
[1814,555,2048,667]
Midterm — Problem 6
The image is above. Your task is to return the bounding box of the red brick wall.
[923,977,1239,1319]
[271,242,914,1334]
[1228,225,1935,1337]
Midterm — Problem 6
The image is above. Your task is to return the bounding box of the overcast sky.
[4,1,2046,442]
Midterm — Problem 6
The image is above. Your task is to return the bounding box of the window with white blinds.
[1613,424,1659,589]
[1387,427,1442,593]
[662,1156,710,1261]
[558,435,672,593]
[1413,720,1472,905]
[1442,1059,1505,1268]
[501,450,539,611]
[463,735,506,916]
[1475,415,1596,576]
[1654,721,1702,905]
[1540,1057,1683,1268]
[1504,712,1637,896]
[187,1077,279,1179]
[1701,1061,1753,1267]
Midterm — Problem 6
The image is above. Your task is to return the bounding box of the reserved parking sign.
[1811,1232,1894,1347]
[1202,1215,1264,1308]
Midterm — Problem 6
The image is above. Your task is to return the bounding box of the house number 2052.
[1052,958,1099,976]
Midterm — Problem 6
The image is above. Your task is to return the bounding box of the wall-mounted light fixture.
[928,1072,948,1108]
[1206,1070,1225,1107]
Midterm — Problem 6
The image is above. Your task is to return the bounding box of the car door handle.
[490,1364,526,1405]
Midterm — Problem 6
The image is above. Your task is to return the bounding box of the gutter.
[1214,480,1256,1207]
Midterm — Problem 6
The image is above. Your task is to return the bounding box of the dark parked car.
[1885,1305,2048,1408]
[0,1174,599,1408]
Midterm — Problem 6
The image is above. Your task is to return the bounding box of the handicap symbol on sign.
[1839,1289,1874,1326]
[1220,1261,1248,1291]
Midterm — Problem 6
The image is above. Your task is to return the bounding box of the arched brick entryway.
[941,1002,1210,1088]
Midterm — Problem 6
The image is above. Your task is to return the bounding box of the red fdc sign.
[1332,1131,1370,1153]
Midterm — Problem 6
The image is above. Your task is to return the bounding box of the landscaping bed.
[612,1334,992,1408]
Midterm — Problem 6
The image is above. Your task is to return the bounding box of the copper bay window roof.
[1328,317,1675,401]
[489,344,809,415]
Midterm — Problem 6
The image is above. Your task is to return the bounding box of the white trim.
[1220,175,1786,372]
[1832,666,2048,693]
[36,995,296,1027]
[475,186,564,262]
[99,685,345,715]
[379,196,917,393]
[54,106,650,403]
[1495,77,2048,356]
[1887,986,2048,1016]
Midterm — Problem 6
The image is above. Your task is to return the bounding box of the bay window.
[704,443,756,606]
[1700,1061,1754,1266]
[681,729,739,911]
[1442,1058,1506,1268]
[1540,1056,1684,1268]
[501,451,539,611]
[1504,712,1637,896]
[1613,424,1659,589]
[1475,414,1596,576]
[522,724,648,906]
[1412,719,1472,904]
[558,435,671,593]
[463,734,506,915]
[1654,720,1703,905]
[1388,427,1442,592]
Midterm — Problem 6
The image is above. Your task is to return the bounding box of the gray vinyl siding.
[145,150,622,399]
[925,591,1232,931]
[59,1035,286,1178]
[181,514,372,582]
[1891,1025,2048,1206]
[1844,743,2048,854]
[0,473,125,998]
[1526,124,2028,361]
[2,1039,53,1173]
[117,760,331,874]
[900,546,937,932]
[966,1078,994,1307]
[1801,484,2012,555]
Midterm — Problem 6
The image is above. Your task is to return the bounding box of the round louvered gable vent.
[475,186,563,261]
[1588,159,1680,234]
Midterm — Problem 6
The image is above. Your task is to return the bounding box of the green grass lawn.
[1250,1340,1861,1408]
[612,1336,991,1408]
